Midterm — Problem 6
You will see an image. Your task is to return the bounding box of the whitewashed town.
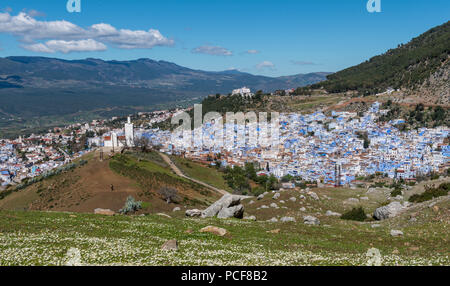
[1,88,448,190]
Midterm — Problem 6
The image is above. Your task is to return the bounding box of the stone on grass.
[157,213,172,218]
[94,208,115,216]
[161,239,178,251]
[244,215,256,221]
[201,194,244,219]
[217,204,244,219]
[172,207,181,212]
[325,210,341,217]
[303,215,320,225]
[280,216,296,222]
[373,202,404,220]
[307,191,319,201]
[267,229,280,234]
[185,209,202,217]
[289,197,297,202]
[390,229,404,237]
[199,226,228,237]
[268,217,278,222]
[270,203,279,209]
[272,193,280,200]
[257,194,264,200]
[299,207,306,212]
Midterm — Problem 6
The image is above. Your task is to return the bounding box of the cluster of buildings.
[0,132,88,188]
[148,102,449,186]
[2,98,448,189]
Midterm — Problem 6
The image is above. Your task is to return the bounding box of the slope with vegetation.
[295,21,450,100]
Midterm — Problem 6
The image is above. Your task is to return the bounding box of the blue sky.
[0,0,448,76]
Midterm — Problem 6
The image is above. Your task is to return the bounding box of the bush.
[119,196,142,214]
[341,207,367,222]
[391,188,402,197]
[409,183,449,203]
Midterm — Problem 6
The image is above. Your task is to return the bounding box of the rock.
[360,197,369,201]
[94,208,115,216]
[161,239,178,251]
[184,229,193,234]
[392,249,400,254]
[299,195,306,200]
[260,205,269,209]
[303,215,320,225]
[432,205,439,212]
[268,217,278,222]
[244,215,256,221]
[307,191,319,201]
[172,207,181,212]
[199,226,228,236]
[248,200,255,205]
[279,200,285,204]
[201,194,243,218]
[185,209,202,217]
[371,224,381,228]
[409,217,417,222]
[270,203,279,209]
[280,216,296,222]
[257,194,264,200]
[299,207,306,212]
[272,193,280,200]
[157,213,172,218]
[217,204,244,219]
[390,229,404,237]
[325,210,341,217]
[267,229,280,234]
[373,202,404,220]
[289,197,297,202]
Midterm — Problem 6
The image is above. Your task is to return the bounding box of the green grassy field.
[0,188,448,266]
[170,156,232,192]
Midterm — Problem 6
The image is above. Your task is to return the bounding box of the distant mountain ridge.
[0,56,329,118]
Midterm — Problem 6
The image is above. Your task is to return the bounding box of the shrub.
[391,188,402,197]
[409,183,449,203]
[119,196,142,214]
[341,207,367,222]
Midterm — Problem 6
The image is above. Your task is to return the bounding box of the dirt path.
[158,152,252,199]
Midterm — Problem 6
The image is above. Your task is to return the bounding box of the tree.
[158,187,179,204]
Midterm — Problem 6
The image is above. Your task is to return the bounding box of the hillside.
[297,21,450,102]
[0,185,448,265]
[0,150,220,213]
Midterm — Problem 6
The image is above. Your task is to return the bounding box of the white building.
[232,87,253,97]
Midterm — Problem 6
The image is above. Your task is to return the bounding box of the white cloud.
[0,11,173,53]
[192,45,232,56]
[245,49,260,54]
[23,39,107,53]
[256,61,275,70]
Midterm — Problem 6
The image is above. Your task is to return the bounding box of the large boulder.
[217,204,244,219]
[373,202,404,220]
[201,194,244,219]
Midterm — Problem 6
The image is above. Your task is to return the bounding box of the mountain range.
[0,56,329,119]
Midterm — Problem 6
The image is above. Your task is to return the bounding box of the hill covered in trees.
[296,21,450,99]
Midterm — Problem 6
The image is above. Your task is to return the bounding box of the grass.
[0,184,448,266]
[170,156,232,192]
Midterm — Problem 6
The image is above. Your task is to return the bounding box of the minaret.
[125,116,134,147]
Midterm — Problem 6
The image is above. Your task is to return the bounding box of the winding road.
[158,152,251,199]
